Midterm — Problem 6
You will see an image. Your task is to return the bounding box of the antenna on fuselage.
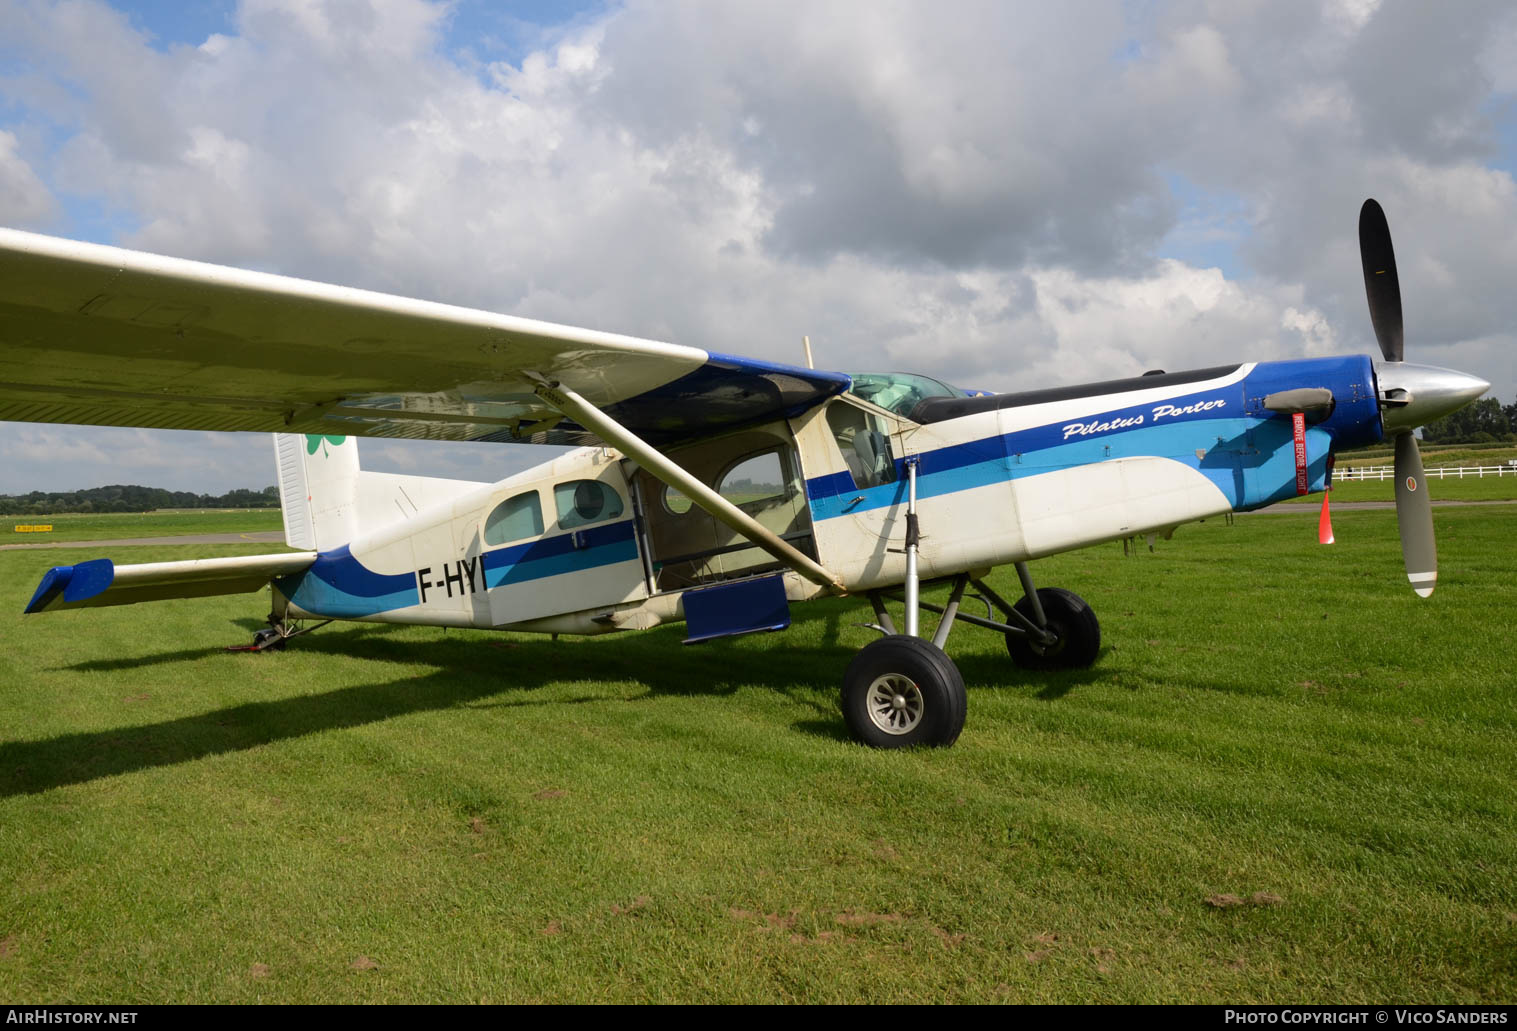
[802,335,815,369]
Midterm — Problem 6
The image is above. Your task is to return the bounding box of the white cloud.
[0,130,55,224]
[1,0,1514,498]
[1023,261,1318,385]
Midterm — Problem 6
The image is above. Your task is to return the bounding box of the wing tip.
[23,558,115,614]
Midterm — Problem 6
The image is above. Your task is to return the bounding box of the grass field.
[0,506,1513,1003]
[2,509,283,543]
[1276,474,1517,504]
[1340,444,1517,468]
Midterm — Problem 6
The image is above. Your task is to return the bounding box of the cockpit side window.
[484,490,544,546]
[847,372,961,419]
[826,401,898,490]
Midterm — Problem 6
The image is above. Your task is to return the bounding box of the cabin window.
[483,490,544,546]
[826,402,897,490]
[663,485,694,514]
[718,450,788,505]
[554,479,625,529]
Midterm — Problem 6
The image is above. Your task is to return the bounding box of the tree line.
[0,484,279,515]
[1419,396,1517,444]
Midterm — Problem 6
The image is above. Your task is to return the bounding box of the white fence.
[1337,464,1517,481]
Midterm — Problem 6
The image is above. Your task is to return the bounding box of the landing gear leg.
[988,563,1101,671]
[1015,563,1048,628]
[843,561,1101,745]
[842,459,968,748]
[903,457,921,637]
[930,575,968,649]
[228,617,332,653]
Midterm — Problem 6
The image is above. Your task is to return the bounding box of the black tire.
[1005,587,1100,670]
[252,627,286,652]
[842,635,966,749]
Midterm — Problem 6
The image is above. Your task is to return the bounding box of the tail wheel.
[1005,587,1100,670]
[252,627,287,652]
[842,635,966,749]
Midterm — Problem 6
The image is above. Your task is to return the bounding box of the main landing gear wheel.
[1005,587,1100,670]
[842,635,966,749]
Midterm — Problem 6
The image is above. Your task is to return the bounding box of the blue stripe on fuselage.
[479,519,638,589]
[276,544,418,617]
[807,357,1381,519]
[277,520,640,619]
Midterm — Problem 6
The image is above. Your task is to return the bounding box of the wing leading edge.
[0,228,849,448]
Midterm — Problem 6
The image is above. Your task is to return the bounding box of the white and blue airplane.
[0,200,1490,747]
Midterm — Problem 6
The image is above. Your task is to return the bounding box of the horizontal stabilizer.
[24,552,316,614]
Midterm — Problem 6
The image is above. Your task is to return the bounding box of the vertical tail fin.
[273,434,360,551]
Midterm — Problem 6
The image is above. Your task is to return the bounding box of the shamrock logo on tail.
[305,434,347,458]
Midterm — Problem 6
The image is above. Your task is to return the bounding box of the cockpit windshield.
[847,372,964,419]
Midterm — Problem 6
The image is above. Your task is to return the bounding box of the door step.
[681,574,790,644]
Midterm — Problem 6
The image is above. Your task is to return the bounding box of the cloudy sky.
[1,0,1514,494]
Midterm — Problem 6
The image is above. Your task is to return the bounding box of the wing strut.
[532,379,845,594]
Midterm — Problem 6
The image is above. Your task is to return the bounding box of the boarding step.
[681,574,791,645]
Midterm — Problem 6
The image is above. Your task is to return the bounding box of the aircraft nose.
[1373,361,1491,434]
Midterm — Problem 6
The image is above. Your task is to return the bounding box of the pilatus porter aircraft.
[0,200,1490,747]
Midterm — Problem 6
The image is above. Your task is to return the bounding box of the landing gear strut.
[843,458,965,747]
[839,461,1101,748]
[227,616,332,653]
[1002,587,1100,670]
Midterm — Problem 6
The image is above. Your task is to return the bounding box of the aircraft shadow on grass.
[2,605,1106,798]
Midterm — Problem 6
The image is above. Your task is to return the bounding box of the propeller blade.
[1359,198,1404,362]
[1393,432,1436,597]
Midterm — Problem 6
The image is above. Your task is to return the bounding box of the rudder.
[273,433,360,551]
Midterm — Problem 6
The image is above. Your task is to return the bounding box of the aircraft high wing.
[0,228,849,448]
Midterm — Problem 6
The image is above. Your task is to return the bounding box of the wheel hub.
[1029,621,1063,656]
[866,674,924,735]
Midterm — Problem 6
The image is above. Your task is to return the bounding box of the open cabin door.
[791,395,913,590]
[630,422,818,594]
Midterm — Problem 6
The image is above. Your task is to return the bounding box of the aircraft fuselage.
[272,355,1385,637]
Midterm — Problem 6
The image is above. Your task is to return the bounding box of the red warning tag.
[1292,412,1309,495]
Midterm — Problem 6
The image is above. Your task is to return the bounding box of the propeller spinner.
[1357,199,1490,597]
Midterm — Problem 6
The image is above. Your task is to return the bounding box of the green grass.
[1342,443,1517,467]
[0,508,1514,1003]
[2,510,283,543]
[1414,446,1517,468]
[1276,474,1517,504]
